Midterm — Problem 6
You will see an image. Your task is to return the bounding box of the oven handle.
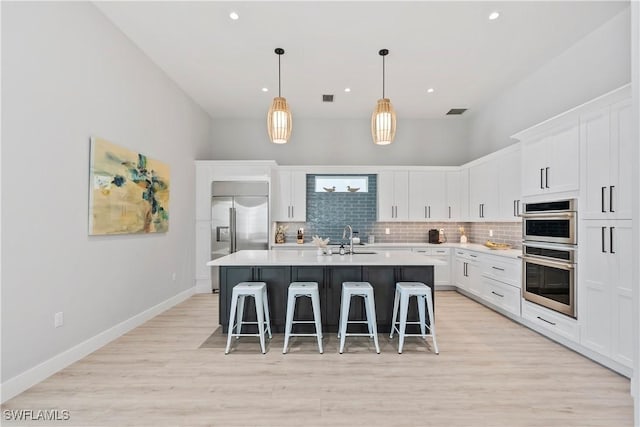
[522,256,575,271]
[520,212,575,219]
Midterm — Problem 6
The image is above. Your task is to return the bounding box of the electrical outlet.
[171,272,177,281]
[489,229,494,237]
[385,228,390,235]
[54,312,64,328]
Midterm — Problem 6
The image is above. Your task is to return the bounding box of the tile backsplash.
[277,220,522,248]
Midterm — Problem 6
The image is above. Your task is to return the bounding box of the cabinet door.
[255,266,291,328]
[454,258,468,290]
[609,220,633,367]
[466,261,483,297]
[291,267,327,332]
[498,147,522,220]
[610,100,633,220]
[521,137,548,197]
[290,171,307,221]
[362,266,397,329]
[393,171,410,220]
[273,170,292,221]
[432,256,450,287]
[469,161,498,220]
[408,171,446,220]
[377,171,396,221]
[325,267,363,329]
[581,109,611,219]
[446,170,462,220]
[580,222,612,355]
[547,122,579,194]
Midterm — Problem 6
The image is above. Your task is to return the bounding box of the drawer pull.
[491,266,505,271]
[491,291,504,298]
[470,254,478,258]
[537,316,556,326]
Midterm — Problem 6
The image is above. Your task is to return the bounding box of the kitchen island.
[207,250,445,333]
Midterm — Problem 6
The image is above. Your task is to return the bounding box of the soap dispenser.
[339,244,345,255]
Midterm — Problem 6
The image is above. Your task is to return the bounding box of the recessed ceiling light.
[229,12,239,20]
[488,11,500,20]
[261,87,269,92]
[427,88,435,93]
[344,88,351,93]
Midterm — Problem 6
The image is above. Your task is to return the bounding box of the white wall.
[466,8,631,159]
[210,117,471,166]
[1,2,210,387]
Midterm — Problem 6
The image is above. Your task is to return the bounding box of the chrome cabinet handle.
[537,316,556,326]
[491,291,504,298]
[291,206,294,218]
[492,266,505,271]
[545,167,550,188]
[513,200,517,217]
[610,226,615,254]
[470,254,478,258]
[609,185,615,213]
[448,206,451,219]
[540,169,544,189]
[601,227,606,253]
[424,206,427,219]
[428,206,431,218]
[601,187,606,213]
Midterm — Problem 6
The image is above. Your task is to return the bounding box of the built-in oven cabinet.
[518,121,580,198]
[579,219,633,368]
[521,300,580,343]
[580,97,633,221]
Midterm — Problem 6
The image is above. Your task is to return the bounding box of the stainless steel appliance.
[522,199,577,245]
[522,242,576,318]
[211,181,269,291]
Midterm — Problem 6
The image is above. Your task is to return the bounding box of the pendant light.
[267,48,292,144]
[371,49,396,145]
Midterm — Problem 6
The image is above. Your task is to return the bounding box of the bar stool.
[225,282,272,354]
[283,282,323,354]
[338,282,380,354]
[389,282,439,354]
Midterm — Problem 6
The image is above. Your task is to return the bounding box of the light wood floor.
[2,291,633,426]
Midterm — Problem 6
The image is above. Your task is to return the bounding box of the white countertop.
[207,249,448,267]
[270,242,522,259]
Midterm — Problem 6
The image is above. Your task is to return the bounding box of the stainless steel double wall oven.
[521,199,577,318]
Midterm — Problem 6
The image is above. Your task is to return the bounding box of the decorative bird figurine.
[323,186,336,192]
[347,186,360,192]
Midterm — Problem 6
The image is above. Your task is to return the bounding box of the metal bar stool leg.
[363,293,381,354]
[225,291,239,354]
[417,295,427,338]
[254,291,266,354]
[311,289,324,354]
[398,291,410,354]
[282,291,296,354]
[390,287,400,339]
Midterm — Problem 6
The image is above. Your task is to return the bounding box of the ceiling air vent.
[322,94,334,103]
[446,108,468,115]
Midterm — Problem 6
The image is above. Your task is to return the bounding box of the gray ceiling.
[96,1,629,119]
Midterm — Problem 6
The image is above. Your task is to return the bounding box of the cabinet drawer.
[482,255,521,287]
[431,247,451,256]
[522,301,579,343]
[454,249,480,262]
[482,278,520,316]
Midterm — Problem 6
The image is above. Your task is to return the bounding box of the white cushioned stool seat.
[338,282,380,354]
[283,282,323,354]
[389,282,438,354]
[225,282,272,354]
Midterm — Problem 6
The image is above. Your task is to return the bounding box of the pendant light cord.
[278,54,282,98]
[382,54,385,99]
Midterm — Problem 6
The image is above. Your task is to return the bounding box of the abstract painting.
[89,137,170,235]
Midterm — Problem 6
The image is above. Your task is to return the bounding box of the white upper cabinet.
[273,169,306,221]
[446,170,464,220]
[497,145,522,220]
[520,121,580,197]
[581,98,632,220]
[378,171,409,221]
[468,160,499,220]
[408,171,447,220]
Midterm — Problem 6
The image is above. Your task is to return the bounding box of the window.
[314,175,368,193]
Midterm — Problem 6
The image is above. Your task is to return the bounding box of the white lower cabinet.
[454,250,481,295]
[522,300,580,343]
[482,277,521,317]
[412,247,451,288]
[580,220,633,368]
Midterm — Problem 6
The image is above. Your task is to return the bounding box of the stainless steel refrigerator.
[210,181,269,291]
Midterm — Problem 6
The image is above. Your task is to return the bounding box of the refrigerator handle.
[229,207,236,253]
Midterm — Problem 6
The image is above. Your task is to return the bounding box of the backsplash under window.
[304,174,377,242]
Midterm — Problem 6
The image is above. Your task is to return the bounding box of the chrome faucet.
[342,225,353,254]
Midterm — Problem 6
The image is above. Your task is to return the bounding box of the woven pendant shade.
[371,98,396,145]
[267,97,292,144]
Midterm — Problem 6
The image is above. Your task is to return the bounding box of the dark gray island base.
[219,265,434,334]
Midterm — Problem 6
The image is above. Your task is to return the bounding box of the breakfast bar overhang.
[207,250,445,333]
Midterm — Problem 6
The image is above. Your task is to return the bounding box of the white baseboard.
[0,287,195,404]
